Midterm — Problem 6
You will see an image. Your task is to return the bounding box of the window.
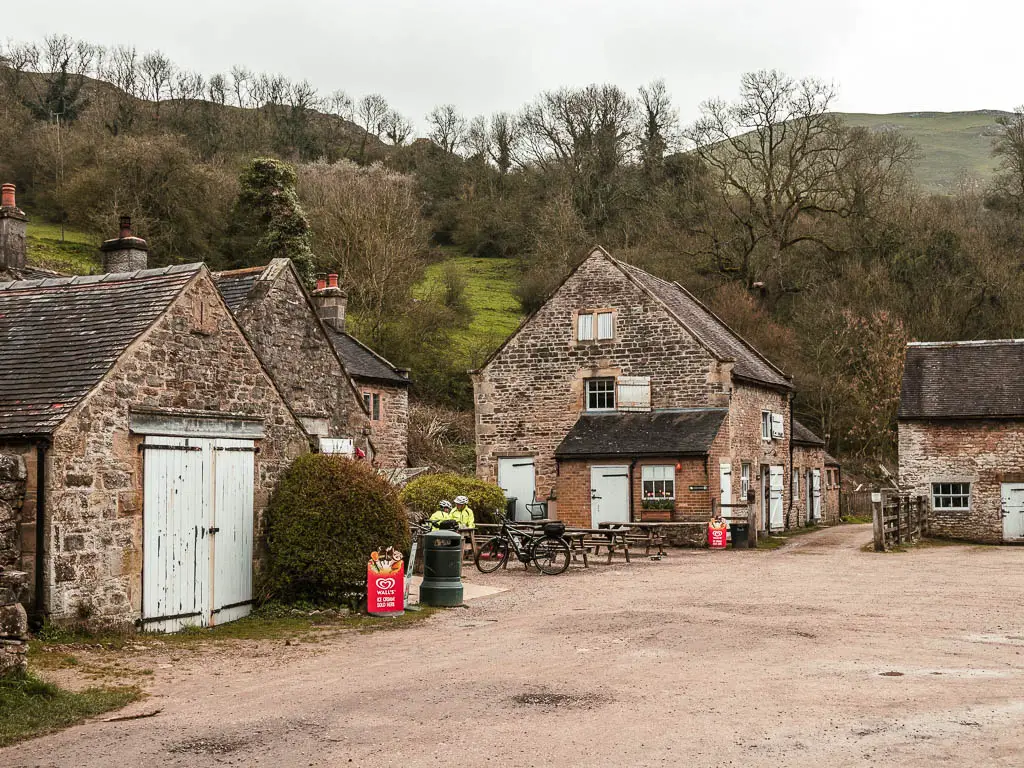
[642,465,675,500]
[932,482,970,510]
[585,378,616,411]
[363,392,381,421]
[761,411,772,441]
[577,313,594,341]
[740,463,751,498]
[792,469,800,497]
[576,310,614,341]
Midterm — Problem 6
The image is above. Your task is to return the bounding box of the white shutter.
[320,437,355,456]
[577,313,594,341]
[616,376,651,412]
[771,413,784,439]
[596,312,614,339]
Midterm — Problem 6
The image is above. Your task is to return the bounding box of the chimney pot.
[1,184,15,209]
[327,273,339,289]
[99,214,149,273]
[119,215,132,239]
[316,278,327,291]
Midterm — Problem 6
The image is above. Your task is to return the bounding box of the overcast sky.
[7,0,1023,131]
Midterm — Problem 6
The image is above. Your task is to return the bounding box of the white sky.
[7,0,1022,130]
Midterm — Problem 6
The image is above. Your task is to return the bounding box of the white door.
[811,469,822,521]
[719,462,732,510]
[211,439,256,625]
[143,436,211,633]
[591,465,630,525]
[769,465,784,531]
[497,458,536,522]
[1001,483,1024,541]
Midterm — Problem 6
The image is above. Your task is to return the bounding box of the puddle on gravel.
[507,690,607,710]
[168,735,249,755]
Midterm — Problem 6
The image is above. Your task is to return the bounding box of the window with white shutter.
[616,376,651,412]
[771,413,784,439]
[761,411,772,441]
[577,313,594,341]
[596,311,614,339]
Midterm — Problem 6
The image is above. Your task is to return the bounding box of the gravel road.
[5,524,1024,767]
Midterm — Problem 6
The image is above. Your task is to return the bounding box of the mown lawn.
[0,673,139,747]
[25,221,99,275]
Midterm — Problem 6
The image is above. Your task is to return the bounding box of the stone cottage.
[899,339,1024,543]
[791,420,840,525]
[472,246,801,531]
[309,276,411,469]
[213,260,373,459]
[0,239,310,631]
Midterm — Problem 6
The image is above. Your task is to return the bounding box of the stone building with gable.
[472,246,805,531]
[0,228,310,631]
[899,339,1024,544]
[791,420,841,525]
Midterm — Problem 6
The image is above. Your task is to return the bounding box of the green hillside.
[25,222,99,274]
[836,110,1011,192]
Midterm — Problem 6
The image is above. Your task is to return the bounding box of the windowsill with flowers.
[641,496,675,511]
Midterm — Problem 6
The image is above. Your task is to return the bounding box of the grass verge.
[25,221,99,275]
[0,672,139,748]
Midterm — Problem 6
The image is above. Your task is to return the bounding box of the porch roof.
[554,408,727,459]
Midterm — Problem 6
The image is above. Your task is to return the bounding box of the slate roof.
[554,408,728,458]
[616,259,791,390]
[215,270,260,311]
[0,265,201,437]
[323,327,409,386]
[899,340,1024,420]
[792,419,826,447]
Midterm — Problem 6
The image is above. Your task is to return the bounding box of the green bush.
[399,473,506,524]
[264,455,410,605]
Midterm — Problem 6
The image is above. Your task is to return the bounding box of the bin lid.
[425,529,462,543]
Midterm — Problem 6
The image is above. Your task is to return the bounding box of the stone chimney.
[0,184,28,271]
[99,215,149,273]
[312,273,347,333]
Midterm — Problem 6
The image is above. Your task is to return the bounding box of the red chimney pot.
[327,274,339,289]
[316,278,327,291]
[1,184,15,208]
[118,215,132,239]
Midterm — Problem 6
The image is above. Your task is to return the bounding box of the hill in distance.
[836,110,1011,192]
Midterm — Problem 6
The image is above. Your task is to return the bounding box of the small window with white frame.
[740,463,751,498]
[932,482,970,510]
[577,312,594,341]
[596,311,614,339]
[585,377,616,411]
[642,465,675,500]
[576,310,615,341]
[761,411,772,441]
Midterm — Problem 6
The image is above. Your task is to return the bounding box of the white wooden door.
[811,469,822,521]
[591,465,630,525]
[497,458,536,521]
[1001,483,1024,541]
[719,462,732,509]
[143,436,211,633]
[769,465,784,531]
[211,439,256,625]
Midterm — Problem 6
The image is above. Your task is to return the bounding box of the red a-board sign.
[368,547,405,615]
[708,521,728,549]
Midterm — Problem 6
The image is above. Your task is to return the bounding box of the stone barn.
[791,420,840,525]
[0,256,309,631]
[899,339,1024,544]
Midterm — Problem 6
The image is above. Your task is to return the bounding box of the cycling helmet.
[454,495,469,506]
[438,500,453,509]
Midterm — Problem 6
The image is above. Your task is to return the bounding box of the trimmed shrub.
[264,455,410,605]
[399,473,506,525]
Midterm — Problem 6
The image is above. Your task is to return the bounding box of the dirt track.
[5,524,1024,767]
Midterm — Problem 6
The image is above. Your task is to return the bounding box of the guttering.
[786,394,794,531]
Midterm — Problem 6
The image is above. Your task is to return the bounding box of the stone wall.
[359,381,409,469]
[898,418,1024,543]
[474,252,725,502]
[0,451,27,570]
[792,444,831,525]
[0,570,28,677]
[233,263,370,451]
[44,272,310,624]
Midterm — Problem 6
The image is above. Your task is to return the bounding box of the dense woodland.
[4,35,1024,469]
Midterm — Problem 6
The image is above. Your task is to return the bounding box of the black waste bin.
[419,529,464,607]
[730,523,749,548]
[505,497,518,521]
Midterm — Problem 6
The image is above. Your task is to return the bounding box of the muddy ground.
[4,524,1024,767]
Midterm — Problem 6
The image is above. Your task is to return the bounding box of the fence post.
[917,495,927,539]
[873,498,885,552]
[747,502,758,549]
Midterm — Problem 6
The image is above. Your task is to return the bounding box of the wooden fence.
[840,490,876,521]
[872,495,928,551]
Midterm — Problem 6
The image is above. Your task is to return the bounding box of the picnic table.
[597,521,669,557]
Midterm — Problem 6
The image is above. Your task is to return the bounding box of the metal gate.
[142,436,255,632]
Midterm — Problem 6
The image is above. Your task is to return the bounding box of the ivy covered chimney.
[312,273,347,333]
[0,184,28,271]
[99,215,149,273]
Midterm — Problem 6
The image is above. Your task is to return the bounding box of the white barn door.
[769,465,784,531]
[719,462,732,509]
[497,458,535,521]
[810,469,822,521]
[591,465,630,525]
[212,439,256,625]
[143,436,211,633]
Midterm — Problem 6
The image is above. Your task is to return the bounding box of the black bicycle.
[475,520,571,575]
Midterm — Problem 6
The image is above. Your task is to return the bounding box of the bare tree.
[207,73,228,106]
[355,93,389,159]
[989,106,1024,213]
[140,50,174,120]
[488,111,520,175]
[426,103,467,154]
[230,65,253,108]
[380,108,414,146]
[638,79,679,178]
[3,35,95,120]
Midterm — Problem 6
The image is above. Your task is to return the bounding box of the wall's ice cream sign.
[368,547,405,615]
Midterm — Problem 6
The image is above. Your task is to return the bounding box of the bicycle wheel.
[475,537,510,573]
[532,537,571,575]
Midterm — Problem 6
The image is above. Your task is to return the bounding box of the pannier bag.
[542,521,566,538]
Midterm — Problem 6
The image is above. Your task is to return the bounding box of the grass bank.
[25,221,99,275]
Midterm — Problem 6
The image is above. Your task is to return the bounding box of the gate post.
[872,498,885,552]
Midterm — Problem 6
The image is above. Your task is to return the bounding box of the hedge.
[263,455,410,605]
[399,473,506,524]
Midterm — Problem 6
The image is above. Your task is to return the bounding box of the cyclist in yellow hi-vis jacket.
[452,495,475,529]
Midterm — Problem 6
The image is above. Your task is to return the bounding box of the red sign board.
[368,549,405,615]
[708,522,728,549]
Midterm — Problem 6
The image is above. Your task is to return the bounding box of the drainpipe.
[628,458,638,522]
[33,439,49,628]
[786,393,794,530]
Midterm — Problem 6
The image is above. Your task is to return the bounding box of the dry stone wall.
[0,451,26,570]
[0,569,28,677]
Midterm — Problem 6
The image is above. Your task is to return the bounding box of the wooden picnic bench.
[597,522,668,557]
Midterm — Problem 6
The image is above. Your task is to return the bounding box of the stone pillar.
[0,183,28,272]
[312,273,347,332]
[0,570,28,677]
[99,215,149,273]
